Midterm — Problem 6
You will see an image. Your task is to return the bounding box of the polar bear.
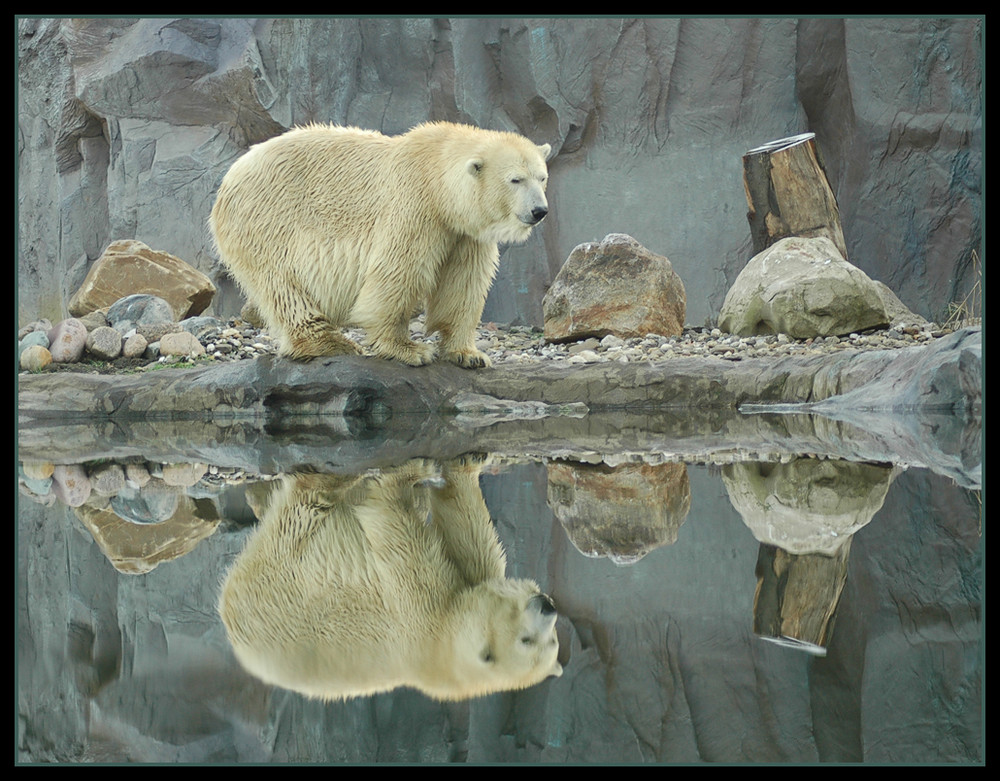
[209,122,551,367]
[218,459,562,701]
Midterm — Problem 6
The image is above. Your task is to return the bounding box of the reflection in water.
[723,458,898,655]
[16,451,981,763]
[751,543,851,656]
[19,459,224,574]
[219,458,562,701]
[722,458,898,555]
[546,461,691,565]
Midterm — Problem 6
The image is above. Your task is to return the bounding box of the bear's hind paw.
[284,329,363,361]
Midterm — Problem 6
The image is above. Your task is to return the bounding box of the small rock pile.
[19,458,274,512]
[18,304,281,373]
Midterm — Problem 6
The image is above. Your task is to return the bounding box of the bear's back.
[222,125,395,210]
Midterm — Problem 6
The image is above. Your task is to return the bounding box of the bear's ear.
[538,143,552,161]
[466,158,484,176]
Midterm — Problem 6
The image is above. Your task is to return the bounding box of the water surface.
[17,449,981,764]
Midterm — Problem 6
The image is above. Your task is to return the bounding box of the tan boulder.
[543,234,686,343]
[69,239,216,320]
[719,236,890,338]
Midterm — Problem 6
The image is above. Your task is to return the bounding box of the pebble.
[19,344,52,371]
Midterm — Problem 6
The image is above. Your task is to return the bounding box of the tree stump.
[742,133,848,259]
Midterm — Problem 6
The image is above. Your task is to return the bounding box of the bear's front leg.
[425,239,499,369]
[352,253,438,365]
[438,335,492,369]
[362,312,437,366]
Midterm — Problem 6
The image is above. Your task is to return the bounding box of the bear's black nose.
[530,206,548,224]
[532,594,557,614]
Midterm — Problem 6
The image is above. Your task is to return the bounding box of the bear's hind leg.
[267,280,363,360]
[285,317,363,360]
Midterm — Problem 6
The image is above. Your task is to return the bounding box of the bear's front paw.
[374,338,437,366]
[444,348,492,369]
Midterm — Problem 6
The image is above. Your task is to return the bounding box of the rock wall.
[17,17,982,328]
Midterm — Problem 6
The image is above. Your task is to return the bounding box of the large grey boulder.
[106,294,176,333]
[718,236,889,338]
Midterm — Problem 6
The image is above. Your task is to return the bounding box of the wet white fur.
[210,122,550,366]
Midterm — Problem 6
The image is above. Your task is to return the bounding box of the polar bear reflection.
[219,459,561,701]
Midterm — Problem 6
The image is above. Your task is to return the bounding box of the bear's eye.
[509,177,523,184]
[520,636,534,646]
[481,649,495,664]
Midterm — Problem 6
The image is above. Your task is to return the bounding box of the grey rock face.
[17,18,981,330]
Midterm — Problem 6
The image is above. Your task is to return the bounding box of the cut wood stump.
[742,133,848,259]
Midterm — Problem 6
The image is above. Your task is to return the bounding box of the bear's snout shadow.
[219,458,562,702]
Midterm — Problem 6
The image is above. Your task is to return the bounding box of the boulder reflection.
[546,460,691,564]
[722,457,899,655]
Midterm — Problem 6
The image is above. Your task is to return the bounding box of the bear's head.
[463,136,551,246]
[424,578,562,700]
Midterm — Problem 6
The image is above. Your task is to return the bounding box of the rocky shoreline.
[20,313,962,376]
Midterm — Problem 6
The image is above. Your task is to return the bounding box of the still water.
[17,448,981,764]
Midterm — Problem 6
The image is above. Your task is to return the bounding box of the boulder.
[107,293,177,334]
[46,318,88,363]
[159,331,206,358]
[543,234,686,343]
[122,333,149,358]
[18,329,49,356]
[68,239,216,321]
[19,344,52,371]
[85,325,124,361]
[719,236,889,338]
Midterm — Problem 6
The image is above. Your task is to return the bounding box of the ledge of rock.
[18,328,981,489]
[18,326,980,420]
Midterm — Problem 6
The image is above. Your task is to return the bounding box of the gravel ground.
[187,316,959,367]
[33,315,964,375]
